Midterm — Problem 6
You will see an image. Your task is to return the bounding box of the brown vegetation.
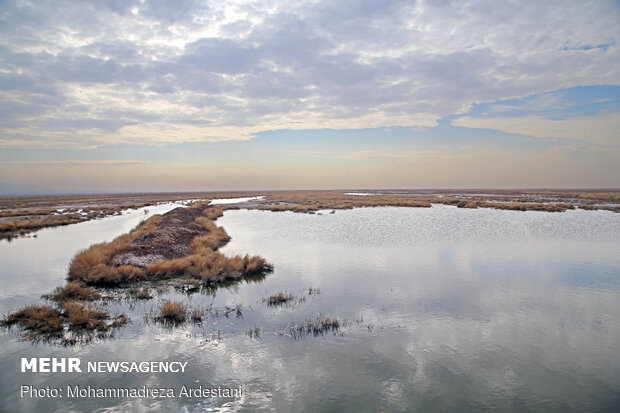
[4,188,618,346]
[191,216,231,250]
[0,305,64,340]
[42,282,101,302]
[1,200,272,344]
[2,189,617,240]
[1,301,128,344]
[67,205,273,285]
[156,300,187,324]
[127,287,153,300]
[0,191,257,228]
[63,301,109,331]
[0,190,237,240]
[67,214,162,284]
[146,251,272,282]
[0,206,127,240]
[256,189,620,215]
[0,191,239,211]
[0,214,84,239]
[262,192,433,213]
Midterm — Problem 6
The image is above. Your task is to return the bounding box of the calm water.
[1,205,620,412]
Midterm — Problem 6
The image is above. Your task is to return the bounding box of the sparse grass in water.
[267,292,294,306]
[191,308,203,323]
[246,326,262,339]
[281,316,341,339]
[308,287,321,296]
[223,304,243,318]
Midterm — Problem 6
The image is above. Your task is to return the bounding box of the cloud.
[452,113,620,144]
[0,0,619,148]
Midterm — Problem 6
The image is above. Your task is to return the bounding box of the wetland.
[1,191,620,411]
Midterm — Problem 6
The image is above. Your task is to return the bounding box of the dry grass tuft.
[146,257,191,278]
[68,244,118,284]
[145,250,272,282]
[63,301,109,331]
[191,216,230,250]
[116,265,145,280]
[67,216,161,284]
[204,207,225,220]
[156,300,187,324]
[1,301,128,344]
[1,305,64,338]
[43,282,101,302]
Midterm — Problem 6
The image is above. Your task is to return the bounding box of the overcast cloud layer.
[1,0,619,149]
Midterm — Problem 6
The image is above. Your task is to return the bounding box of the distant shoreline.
[1,189,619,241]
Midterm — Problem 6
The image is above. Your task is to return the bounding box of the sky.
[1,0,619,193]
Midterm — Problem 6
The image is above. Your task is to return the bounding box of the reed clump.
[0,305,64,339]
[146,250,272,282]
[42,282,101,302]
[1,301,128,344]
[191,216,231,250]
[204,207,225,220]
[156,300,187,324]
[63,301,109,331]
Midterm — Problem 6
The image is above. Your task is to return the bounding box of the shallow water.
[0,201,189,312]
[1,206,620,412]
[210,196,265,205]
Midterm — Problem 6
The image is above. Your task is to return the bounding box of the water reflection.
[1,205,619,411]
[209,196,265,205]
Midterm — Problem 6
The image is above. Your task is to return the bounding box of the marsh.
[1,202,620,411]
